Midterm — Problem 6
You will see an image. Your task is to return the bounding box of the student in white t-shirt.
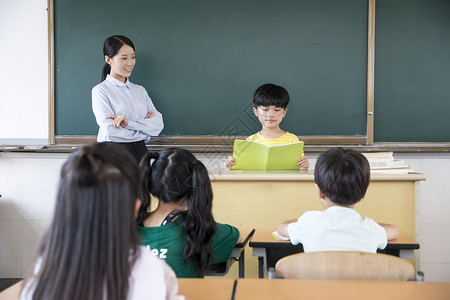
[277,147,399,253]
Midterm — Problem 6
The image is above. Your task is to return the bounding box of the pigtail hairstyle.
[139,148,217,275]
[137,151,159,225]
[183,159,217,275]
[101,35,135,81]
[24,143,141,300]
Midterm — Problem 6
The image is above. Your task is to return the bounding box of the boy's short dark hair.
[314,147,370,205]
[253,83,290,109]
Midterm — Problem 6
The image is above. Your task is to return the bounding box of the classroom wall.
[0,0,48,145]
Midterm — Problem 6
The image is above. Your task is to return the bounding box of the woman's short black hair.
[253,83,290,109]
[314,147,370,205]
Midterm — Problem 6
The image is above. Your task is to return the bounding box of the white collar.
[106,74,131,88]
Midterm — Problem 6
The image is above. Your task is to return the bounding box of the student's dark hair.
[314,147,370,205]
[25,143,141,300]
[253,83,290,109]
[101,35,135,81]
[138,147,216,275]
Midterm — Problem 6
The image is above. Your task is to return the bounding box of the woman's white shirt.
[92,75,164,143]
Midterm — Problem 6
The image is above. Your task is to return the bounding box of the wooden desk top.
[0,281,21,300]
[249,228,419,249]
[0,279,235,300]
[209,170,426,182]
[236,228,255,248]
[178,278,235,300]
[5,278,449,300]
[234,279,450,300]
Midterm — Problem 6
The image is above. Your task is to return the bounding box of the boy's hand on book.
[224,156,235,170]
[298,155,309,172]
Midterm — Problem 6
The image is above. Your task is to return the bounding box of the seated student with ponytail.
[20,143,182,300]
[137,147,241,278]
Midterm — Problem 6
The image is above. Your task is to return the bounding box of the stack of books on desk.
[362,152,414,174]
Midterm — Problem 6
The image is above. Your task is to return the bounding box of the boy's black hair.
[314,147,370,205]
[253,83,290,109]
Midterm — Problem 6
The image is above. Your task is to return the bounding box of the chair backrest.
[275,251,416,281]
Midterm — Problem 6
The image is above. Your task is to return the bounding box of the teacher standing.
[92,35,163,162]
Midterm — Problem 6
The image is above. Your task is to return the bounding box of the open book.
[231,140,304,170]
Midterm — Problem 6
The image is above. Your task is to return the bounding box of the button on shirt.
[92,75,164,143]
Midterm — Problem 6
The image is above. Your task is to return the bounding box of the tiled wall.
[396,153,450,282]
[0,153,69,277]
[1,151,449,281]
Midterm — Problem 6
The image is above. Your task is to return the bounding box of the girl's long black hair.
[101,35,135,81]
[24,143,141,300]
[138,147,217,275]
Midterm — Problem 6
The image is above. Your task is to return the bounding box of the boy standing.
[225,83,309,171]
[278,147,398,253]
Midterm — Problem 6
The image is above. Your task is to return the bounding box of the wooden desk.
[0,282,21,300]
[249,229,420,278]
[178,278,235,300]
[0,279,236,300]
[234,278,450,300]
[210,171,425,277]
[205,228,255,278]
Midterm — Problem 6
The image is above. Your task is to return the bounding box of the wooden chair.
[275,251,416,281]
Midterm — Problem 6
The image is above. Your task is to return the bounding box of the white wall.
[0,0,48,145]
[398,153,450,281]
[0,152,68,277]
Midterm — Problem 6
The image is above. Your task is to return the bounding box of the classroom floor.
[0,278,21,292]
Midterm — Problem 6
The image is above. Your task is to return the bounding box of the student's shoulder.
[132,246,176,294]
[297,210,322,222]
[213,222,240,242]
[134,246,166,271]
[246,132,262,141]
[288,211,322,232]
[283,132,300,142]
[215,222,239,235]
[211,223,240,253]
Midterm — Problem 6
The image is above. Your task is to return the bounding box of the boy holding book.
[277,147,399,253]
[224,83,309,171]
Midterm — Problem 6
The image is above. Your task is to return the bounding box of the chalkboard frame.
[47,0,373,149]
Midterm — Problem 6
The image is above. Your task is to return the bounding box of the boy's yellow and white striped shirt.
[246,132,300,146]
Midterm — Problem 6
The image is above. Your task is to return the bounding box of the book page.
[272,231,290,241]
[232,140,303,170]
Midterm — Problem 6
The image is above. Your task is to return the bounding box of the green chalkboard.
[55,0,368,137]
[374,0,450,142]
